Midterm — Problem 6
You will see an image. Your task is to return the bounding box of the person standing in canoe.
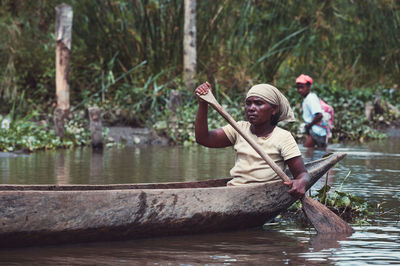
[194,82,310,199]
[296,74,328,148]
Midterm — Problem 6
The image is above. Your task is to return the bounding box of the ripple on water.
[297,228,400,265]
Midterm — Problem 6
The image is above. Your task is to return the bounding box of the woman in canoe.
[194,82,310,199]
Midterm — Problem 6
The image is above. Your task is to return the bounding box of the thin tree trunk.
[183,0,197,90]
[54,3,73,138]
[88,107,103,149]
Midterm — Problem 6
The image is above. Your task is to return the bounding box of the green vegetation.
[0,1,399,151]
[280,171,376,227]
[314,171,372,224]
[0,112,91,152]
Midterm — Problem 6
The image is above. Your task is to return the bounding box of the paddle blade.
[301,196,354,234]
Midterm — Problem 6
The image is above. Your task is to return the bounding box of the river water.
[0,139,399,265]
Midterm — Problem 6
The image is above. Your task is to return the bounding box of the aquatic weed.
[281,170,375,227]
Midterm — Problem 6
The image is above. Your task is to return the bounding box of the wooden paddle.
[197,90,353,234]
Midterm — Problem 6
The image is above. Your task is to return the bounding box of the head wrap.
[246,84,296,122]
[296,74,313,84]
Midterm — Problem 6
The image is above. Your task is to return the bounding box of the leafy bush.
[0,112,90,152]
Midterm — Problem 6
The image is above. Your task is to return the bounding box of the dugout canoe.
[0,153,346,248]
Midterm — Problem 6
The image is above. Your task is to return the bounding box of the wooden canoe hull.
[0,153,346,248]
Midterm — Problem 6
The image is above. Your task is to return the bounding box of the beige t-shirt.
[222,121,301,186]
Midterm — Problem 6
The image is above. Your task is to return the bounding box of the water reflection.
[90,149,103,184]
[309,233,350,251]
[55,152,70,185]
[0,229,315,265]
[0,146,235,185]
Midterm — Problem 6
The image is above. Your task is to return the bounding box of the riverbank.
[107,122,400,147]
[0,104,399,153]
[378,118,400,137]
[106,126,171,146]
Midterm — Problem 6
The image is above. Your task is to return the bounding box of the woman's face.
[245,96,277,126]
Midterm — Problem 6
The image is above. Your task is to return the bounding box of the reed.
[0,0,398,123]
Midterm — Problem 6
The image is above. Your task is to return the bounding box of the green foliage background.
[0,0,399,150]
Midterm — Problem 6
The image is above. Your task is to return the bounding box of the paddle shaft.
[197,91,291,183]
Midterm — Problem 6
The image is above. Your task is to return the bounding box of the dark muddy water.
[0,139,399,265]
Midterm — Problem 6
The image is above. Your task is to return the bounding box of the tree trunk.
[55,3,73,138]
[183,0,197,90]
[53,107,66,139]
[88,107,103,149]
[365,102,373,121]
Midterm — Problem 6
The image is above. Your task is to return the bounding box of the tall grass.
[0,0,399,121]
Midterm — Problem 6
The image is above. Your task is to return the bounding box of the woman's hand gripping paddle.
[196,89,353,234]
